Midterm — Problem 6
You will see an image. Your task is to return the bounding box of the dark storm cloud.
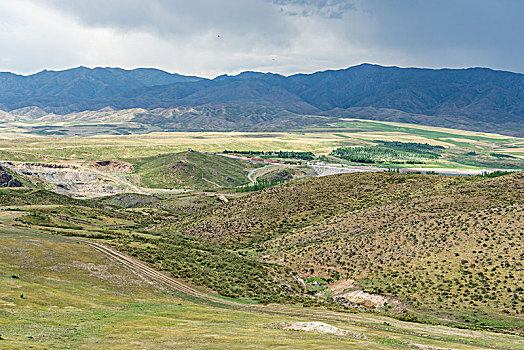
[0,0,522,76]
[347,0,524,72]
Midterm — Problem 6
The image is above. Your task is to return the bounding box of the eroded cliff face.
[0,162,134,198]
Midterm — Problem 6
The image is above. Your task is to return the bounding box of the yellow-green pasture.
[0,119,522,169]
[1,226,522,349]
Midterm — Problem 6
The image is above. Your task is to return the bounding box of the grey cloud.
[0,0,522,76]
[41,0,294,45]
[344,0,524,71]
[270,0,356,18]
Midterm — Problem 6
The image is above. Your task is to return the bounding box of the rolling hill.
[170,171,523,329]
[2,226,520,349]
[133,150,263,189]
[3,163,522,332]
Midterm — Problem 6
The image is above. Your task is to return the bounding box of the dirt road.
[79,239,249,307]
[247,164,274,184]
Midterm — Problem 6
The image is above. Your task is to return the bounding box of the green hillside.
[2,166,522,333]
[174,172,524,331]
[133,151,263,189]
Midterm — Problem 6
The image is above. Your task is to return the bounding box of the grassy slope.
[1,227,522,349]
[177,172,524,330]
[272,174,523,329]
[133,151,262,189]
[6,189,304,303]
[178,173,475,247]
[2,172,522,331]
[0,188,89,206]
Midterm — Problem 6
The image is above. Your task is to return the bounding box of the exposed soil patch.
[0,161,136,197]
[330,280,399,309]
[271,321,367,339]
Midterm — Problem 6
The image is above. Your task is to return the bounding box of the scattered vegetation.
[165,171,523,331]
[8,191,307,304]
[0,121,523,336]
[2,227,519,349]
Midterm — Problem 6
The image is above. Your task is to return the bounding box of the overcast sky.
[0,0,522,77]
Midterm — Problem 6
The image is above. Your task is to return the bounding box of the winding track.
[79,239,250,308]
[78,239,524,347]
[247,164,275,184]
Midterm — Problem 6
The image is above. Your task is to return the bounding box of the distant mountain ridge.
[0,66,203,111]
[0,64,522,136]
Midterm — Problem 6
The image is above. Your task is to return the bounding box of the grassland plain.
[0,120,521,196]
[0,119,522,170]
[0,120,523,348]
[1,226,523,349]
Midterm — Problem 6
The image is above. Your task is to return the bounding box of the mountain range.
[0,64,522,136]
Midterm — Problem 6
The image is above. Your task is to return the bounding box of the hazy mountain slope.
[282,64,524,127]
[129,104,324,131]
[0,66,205,111]
[111,75,318,113]
[0,64,522,135]
[320,106,524,137]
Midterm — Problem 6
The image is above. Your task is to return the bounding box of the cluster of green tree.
[331,142,444,164]
[223,150,314,160]
[477,170,518,178]
[379,141,445,155]
[237,178,289,192]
